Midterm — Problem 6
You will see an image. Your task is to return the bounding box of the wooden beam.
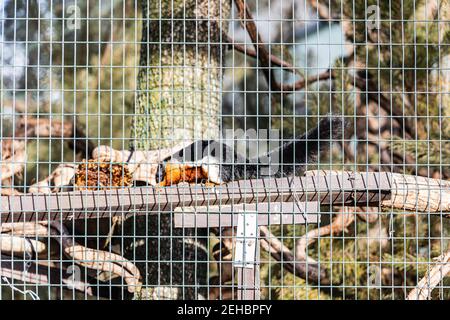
[173,202,320,228]
[237,229,260,300]
[1,171,449,223]
[386,172,450,213]
[0,171,391,223]
[309,170,450,213]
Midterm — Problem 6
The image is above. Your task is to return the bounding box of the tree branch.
[407,249,450,300]
[0,254,94,296]
[259,225,329,285]
[224,33,296,71]
[233,0,332,93]
[0,235,46,257]
[48,222,142,294]
[295,207,355,264]
[1,139,26,182]
[14,117,95,157]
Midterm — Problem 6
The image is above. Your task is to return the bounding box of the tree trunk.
[130,0,230,150]
[123,0,230,299]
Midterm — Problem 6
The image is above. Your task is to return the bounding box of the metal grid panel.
[0,0,449,300]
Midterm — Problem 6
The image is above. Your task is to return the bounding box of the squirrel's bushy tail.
[270,115,345,177]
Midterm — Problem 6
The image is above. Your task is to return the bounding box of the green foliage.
[388,138,450,165]
[344,0,450,139]
[63,4,139,150]
[19,1,139,185]
[261,213,450,300]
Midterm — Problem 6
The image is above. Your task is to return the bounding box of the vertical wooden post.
[173,202,319,300]
[237,227,260,300]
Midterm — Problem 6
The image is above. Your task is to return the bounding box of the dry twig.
[0,254,94,296]
[259,225,329,284]
[48,222,142,293]
[0,234,46,257]
[233,0,332,93]
[1,139,26,182]
[0,221,140,295]
[1,222,49,237]
[296,207,355,264]
[407,249,450,300]
[224,33,298,71]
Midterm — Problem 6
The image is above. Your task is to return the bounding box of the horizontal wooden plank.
[173,213,319,228]
[0,172,392,223]
[173,202,320,228]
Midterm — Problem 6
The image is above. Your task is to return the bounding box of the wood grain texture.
[407,249,450,300]
[2,171,449,223]
[385,172,450,212]
[0,172,392,223]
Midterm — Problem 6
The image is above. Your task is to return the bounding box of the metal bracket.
[233,211,258,269]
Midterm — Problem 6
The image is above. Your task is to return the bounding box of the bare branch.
[0,254,93,295]
[48,222,142,293]
[234,0,276,89]
[1,221,141,295]
[259,225,329,285]
[295,207,355,264]
[233,0,331,93]
[1,139,26,182]
[0,234,46,257]
[224,33,296,71]
[1,222,48,237]
[307,170,450,214]
[407,249,450,300]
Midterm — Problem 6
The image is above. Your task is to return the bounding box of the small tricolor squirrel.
[155,116,345,186]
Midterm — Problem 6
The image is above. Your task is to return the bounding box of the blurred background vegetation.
[1,0,449,299]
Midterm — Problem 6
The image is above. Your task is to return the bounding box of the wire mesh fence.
[0,0,449,300]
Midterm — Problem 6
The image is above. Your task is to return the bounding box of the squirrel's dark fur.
[156,116,345,184]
